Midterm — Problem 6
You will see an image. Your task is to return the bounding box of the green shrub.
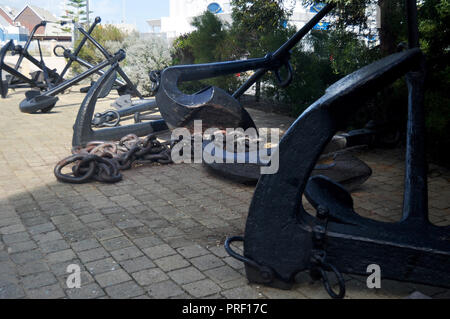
[71,24,126,74]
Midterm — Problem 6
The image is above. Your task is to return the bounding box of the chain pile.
[55,134,177,184]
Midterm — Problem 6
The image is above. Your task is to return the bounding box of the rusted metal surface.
[56,134,177,184]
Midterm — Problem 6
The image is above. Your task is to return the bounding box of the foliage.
[172,11,242,94]
[167,0,449,165]
[171,34,195,65]
[71,24,126,74]
[106,33,172,96]
[419,0,450,165]
[61,0,91,33]
[231,0,293,57]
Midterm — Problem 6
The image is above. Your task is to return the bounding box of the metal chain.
[55,134,178,184]
[310,206,346,299]
[91,110,121,128]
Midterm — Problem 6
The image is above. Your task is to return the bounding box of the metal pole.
[402,0,428,225]
[86,0,90,25]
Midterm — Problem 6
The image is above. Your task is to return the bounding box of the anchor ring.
[318,262,346,299]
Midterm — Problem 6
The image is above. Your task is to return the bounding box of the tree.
[71,25,126,74]
[231,0,293,58]
[189,11,229,63]
[61,0,91,34]
[419,0,450,166]
[106,33,172,95]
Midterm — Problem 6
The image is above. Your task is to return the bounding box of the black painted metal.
[0,22,61,98]
[202,140,372,191]
[155,4,335,132]
[227,44,450,298]
[72,64,168,147]
[57,17,101,82]
[19,52,125,113]
[18,17,142,113]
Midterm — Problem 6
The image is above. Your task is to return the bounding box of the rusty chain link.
[55,134,178,184]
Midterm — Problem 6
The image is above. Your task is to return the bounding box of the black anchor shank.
[243,48,450,290]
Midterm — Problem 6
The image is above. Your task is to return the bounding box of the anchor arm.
[58,17,102,81]
[73,64,168,147]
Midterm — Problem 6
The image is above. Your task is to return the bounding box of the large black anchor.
[19,17,141,114]
[0,21,63,98]
[156,3,372,189]
[153,4,337,132]
[72,64,168,147]
[70,5,337,147]
[225,0,450,299]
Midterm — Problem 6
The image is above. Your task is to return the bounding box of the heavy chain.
[310,206,346,299]
[55,134,177,184]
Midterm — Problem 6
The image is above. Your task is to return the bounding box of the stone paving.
[0,86,449,299]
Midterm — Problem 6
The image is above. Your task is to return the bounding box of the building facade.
[0,6,28,43]
[148,0,327,41]
[14,5,71,41]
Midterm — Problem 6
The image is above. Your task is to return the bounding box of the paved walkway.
[0,87,449,299]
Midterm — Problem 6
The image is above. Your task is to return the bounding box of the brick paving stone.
[102,237,133,251]
[111,246,143,262]
[190,254,225,271]
[78,247,110,263]
[94,228,123,241]
[147,280,185,299]
[120,256,155,273]
[143,244,176,260]
[85,258,120,276]
[154,255,190,272]
[22,272,57,290]
[71,239,101,252]
[46,249,77,265]
[222,286,263,299]
[168,267,206,285]
[132,268,169,286]
[0,261,15,275]
[223,256,245,270]
[79,213,105,224]
[27,284,65,299]
[204,266,242,284]
[28,223,56,236]
[33,231,63,244]
[39,240,70,254]
[51,214,78,225]
[208,246,229,258]
[95,269,131,288]
[0,284,25,299]
[153,226,185,239]
[116,219,144,230]
[66,283,105,299]
[177,245,209,259]
[6,241,37,253]
[2,232,30,244]
[183,279,221,298]
[17,261,50,276]
[122,226,152,239]
[0,224,26,235]
[10,249,43,265]
[105,281,145,299]
[260,286,307,299]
